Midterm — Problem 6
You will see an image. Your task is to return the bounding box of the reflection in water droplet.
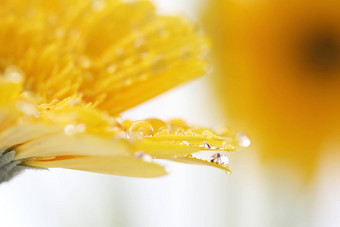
[210,153,229,165]
[236,133,251,148]
[225,169,232,175]
[133,151,152,162]
[128,121,154,140]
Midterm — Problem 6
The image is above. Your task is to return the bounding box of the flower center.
[302,30,340,72]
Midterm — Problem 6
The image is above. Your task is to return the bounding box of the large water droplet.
[202,130,214,138]
[128,121,154,139]
[146,118,167,132]
[236,133,251,148]
[168,119,188,130]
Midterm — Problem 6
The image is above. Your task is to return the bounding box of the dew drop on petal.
[128,121,154,139]
[236,133,251,148]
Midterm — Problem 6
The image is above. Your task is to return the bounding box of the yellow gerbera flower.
[0,0,242,183]
[203,0,340,179]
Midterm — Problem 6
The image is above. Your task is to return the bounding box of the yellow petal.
[26,156,167,178]
[15,133,129,160]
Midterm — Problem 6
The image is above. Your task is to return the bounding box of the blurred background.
[0,0,339,226]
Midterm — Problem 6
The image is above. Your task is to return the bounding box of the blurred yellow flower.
[0,0,241,183]
[203,0,340,179]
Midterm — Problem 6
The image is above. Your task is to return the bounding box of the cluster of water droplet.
[121,118,251,149]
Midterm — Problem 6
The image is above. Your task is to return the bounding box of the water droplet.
[115,48,126,61]
[4,66,23,83]
[202,130,214,138]
[64,124,76,136]
[203,141,211,149]
[225,169,232,175]
[175,127,185,135]
[158,129,169,136]
[210,153,229,165]
[16,101,39,117]
[134,151,152,162]
[181,47,191,60]
[134,37,149,57]
[168,119,188,130]
[151,55,167,74]
[236,133,251,148]
[222,141,236,151]
[77,56,91,69]
[92,0,105,12]
[182,141,191,146]
[123,77,133,86]
[215,126,232,137]
[56,28,66,38]
[69,98,81,106]
[146,118,167,132]
[128,121,154,139]
[76,124,86,133]
[107,64,117,73]
[159,28,170,38]
[137,73,148,81]
[121,120,132,130]
[64,124,86,136]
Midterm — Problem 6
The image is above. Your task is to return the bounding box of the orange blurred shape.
[203,0,340,179]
